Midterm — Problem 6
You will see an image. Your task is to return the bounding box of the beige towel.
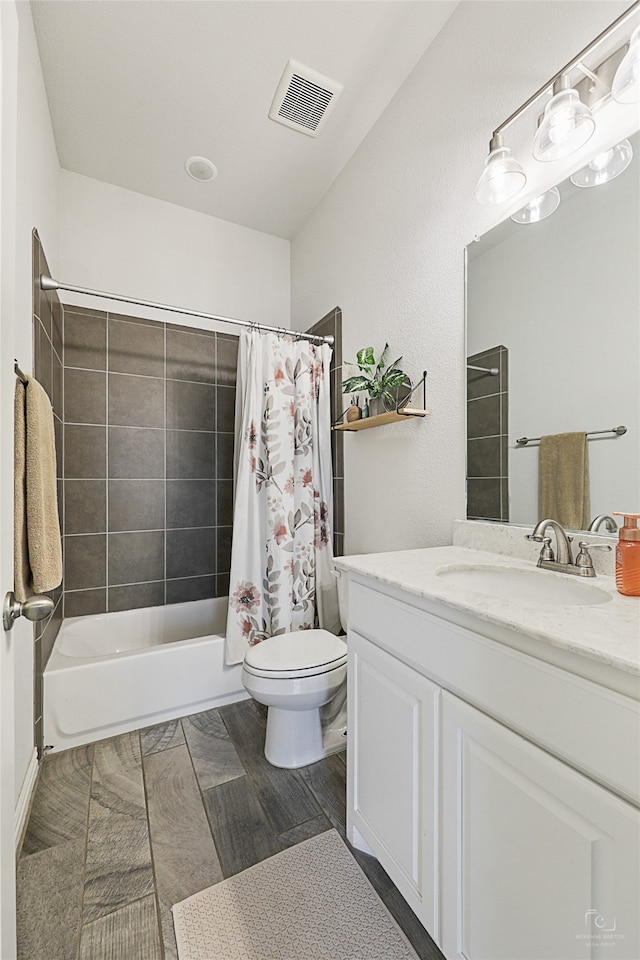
[14,376,62,601]
[539,431,590,530]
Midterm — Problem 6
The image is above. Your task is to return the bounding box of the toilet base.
[264,705,325,768]
[264,704,347,769]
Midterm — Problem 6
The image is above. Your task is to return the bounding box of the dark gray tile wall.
[62,309,238,616]
[306,308,344,556]
[32,231,64,757]
[466,346,509,522]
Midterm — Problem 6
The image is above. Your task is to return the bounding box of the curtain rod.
[39,275,334,347]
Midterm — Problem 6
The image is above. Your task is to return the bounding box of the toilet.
[241,575,348,769]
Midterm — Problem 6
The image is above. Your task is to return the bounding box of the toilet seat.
[243,629,347,680]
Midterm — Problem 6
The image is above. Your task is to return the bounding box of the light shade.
[510,187,560,224]
[570,139,633,187]
[476,136,527,204]
[612,26,640,103]
[532,84,595,162]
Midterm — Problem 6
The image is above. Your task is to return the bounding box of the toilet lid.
[244,629,347,673]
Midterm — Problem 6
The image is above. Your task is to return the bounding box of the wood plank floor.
[17,698,445,960]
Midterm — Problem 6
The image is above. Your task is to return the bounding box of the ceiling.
[30,1,458,239]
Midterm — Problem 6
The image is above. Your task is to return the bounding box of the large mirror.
[465,130,639,534]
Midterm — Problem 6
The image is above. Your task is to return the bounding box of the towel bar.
[516,425,627,446]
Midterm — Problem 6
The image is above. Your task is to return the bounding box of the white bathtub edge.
[44,689,250,754]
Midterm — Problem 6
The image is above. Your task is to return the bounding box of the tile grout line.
[62,305,66,617]
[76,742,96,959]
[178,716,229,882]
[214,334,218,593]
[64,422,228,435]
[105,316,110,612]
[138,730,168,960]
[65,361,233,390]
[164,321,167,606]
[63,525,224,536]
[217,705,293,847]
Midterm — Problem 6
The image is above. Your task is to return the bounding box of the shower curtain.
[225,330,340,665]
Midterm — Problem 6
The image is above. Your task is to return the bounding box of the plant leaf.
[386,356,403,373]
[341,375,371,393]
[374,343,389,376]
[356,347,375,368]
[383,369,407,389]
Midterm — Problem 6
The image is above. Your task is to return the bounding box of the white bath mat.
[172,829,419,960]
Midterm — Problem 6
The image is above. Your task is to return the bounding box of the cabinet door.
[441,692,640,960]
[348,631,439,934]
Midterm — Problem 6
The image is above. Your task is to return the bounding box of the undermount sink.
[435,565,612,606]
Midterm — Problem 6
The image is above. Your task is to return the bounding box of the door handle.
[3,591,54,632]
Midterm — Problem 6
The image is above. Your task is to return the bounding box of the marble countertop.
[334,546,640,676]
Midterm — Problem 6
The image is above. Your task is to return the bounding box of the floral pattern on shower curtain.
[225,330,340,665]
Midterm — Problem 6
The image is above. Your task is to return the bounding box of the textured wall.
[290,1,628,555]
[58,170,291,329]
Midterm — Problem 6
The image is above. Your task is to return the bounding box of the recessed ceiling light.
[184,156,217,182]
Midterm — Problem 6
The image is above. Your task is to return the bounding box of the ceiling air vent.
[269,59,342,137]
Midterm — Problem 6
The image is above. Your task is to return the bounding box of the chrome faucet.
[588,515,618,534]
[527,519,574,566]
[526,519,610,577]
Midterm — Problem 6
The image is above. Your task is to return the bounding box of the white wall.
[59,171,290,331]
[13,0,60,805]
[290,1,630,556]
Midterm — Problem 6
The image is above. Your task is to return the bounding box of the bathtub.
[43,597,248,752]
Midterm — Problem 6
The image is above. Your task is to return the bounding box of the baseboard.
[14,747,39,854]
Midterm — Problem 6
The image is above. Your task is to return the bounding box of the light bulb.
[548,104,579,145]
[510,187,560,224]
[533,85,595,162]
[476,137,526,204]
[588,149,614,172]
[612,27,640,103]
[570,139,633,188]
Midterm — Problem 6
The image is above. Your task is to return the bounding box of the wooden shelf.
[333,408,429,431]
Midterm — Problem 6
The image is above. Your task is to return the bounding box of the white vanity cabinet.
[440,692,640,960]
[348,630,439,933]
[345,576,640,960]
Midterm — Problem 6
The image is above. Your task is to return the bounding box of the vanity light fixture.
[612,26,640,102]
[532,76,595,162]
[510,186,560,224]
[475,133,527,204]
[476,2,640,204]
[570,138,633,187]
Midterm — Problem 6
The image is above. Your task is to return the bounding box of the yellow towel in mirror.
[539,432,590,530]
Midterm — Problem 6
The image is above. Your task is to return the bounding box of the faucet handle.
[539,536,554,561]
[577,541,612,553]
[527,534,555,561]
[575,541,612,574]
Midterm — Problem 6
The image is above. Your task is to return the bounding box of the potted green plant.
[341,344,406,416]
